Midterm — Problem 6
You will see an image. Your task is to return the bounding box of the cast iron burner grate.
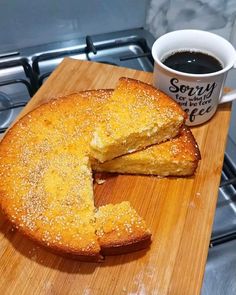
[32,32,154,86]
[0,56,37,133]
[0,81,33,134]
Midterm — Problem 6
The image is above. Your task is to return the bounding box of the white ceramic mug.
[152,29,236,126]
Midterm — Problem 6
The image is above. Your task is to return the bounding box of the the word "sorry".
[169,78,217,98]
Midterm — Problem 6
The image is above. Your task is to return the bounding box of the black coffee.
[162,50,223,74]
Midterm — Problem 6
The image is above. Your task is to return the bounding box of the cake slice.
[95,201,151,255]
[92,126,201,176]
[90,77,187,162]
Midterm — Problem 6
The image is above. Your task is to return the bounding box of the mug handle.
[220,61,236,104]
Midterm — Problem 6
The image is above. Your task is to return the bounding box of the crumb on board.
[95,178,106,185]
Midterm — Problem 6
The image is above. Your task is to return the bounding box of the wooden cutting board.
[0,58,231,295]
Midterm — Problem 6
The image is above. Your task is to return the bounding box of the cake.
[0,90,151,261]
[0,78,197,261]
[95,201,151,255]
[92,126,200,176]
[90,77,187,162]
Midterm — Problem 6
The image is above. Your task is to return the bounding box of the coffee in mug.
[152,30,236,126]
[162,50,223,74]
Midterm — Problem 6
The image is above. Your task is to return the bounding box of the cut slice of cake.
[92,126,201,176]
[95,201,151,255]
[90,77,187,162]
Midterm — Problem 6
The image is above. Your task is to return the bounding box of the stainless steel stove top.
[0,29,154,132]
[0,28,235,294]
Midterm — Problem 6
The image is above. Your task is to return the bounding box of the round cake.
[0,89,151,261]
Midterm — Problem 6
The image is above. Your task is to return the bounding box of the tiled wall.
[146,0,236,41]
[146,0,236,86]
[0,0,148,52]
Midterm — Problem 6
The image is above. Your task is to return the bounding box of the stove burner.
[0,92,13,128]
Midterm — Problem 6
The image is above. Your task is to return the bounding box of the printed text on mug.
[169,78,217,122]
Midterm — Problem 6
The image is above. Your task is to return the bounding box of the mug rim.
[152,29,236,78]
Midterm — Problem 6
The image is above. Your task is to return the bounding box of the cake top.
[90,77,187,162]
[0,91,106,256]
[93,77,186,139]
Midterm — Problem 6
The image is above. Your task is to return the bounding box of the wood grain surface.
[0,58,232,295]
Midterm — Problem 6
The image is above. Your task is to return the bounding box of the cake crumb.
[122,286,127,292]
[96,178,106,185]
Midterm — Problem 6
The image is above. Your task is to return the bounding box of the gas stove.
[0,28,235,294]
[0,28,153,134]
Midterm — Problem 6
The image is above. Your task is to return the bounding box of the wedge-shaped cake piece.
[92,126,201,176]
[95,201,151,255]
[90,77,187,162]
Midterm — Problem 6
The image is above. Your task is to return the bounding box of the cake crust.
[95,201,151,255]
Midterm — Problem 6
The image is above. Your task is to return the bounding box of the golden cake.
[0,90,151,261]
[90,77,187,162]
[92,126,200,176]
[95,201,151,255]
[0,78,196,261]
